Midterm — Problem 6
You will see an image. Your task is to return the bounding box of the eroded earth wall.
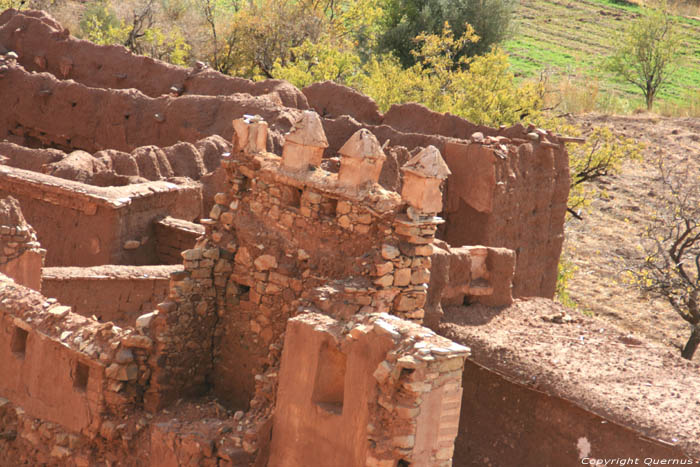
[0,166,201,266]
[1,17,569,298]
[42,265,179,327]
[0,9,308,109]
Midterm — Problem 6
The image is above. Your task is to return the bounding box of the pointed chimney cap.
[285,111,329,148]
[401,145,451,179]
[338,129,386,161]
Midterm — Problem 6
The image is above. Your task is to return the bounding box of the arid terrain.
[564,113,700,354]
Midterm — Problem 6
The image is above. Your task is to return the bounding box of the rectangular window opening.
[74,361,89,392]
[321,198,338,217]
[312,342,346,415]
[280,186,302,208]
[237,283,251,301]
[11,327,28,358]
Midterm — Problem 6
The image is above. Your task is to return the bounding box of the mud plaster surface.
[440,298,700,459]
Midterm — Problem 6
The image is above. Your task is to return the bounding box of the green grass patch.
[505,0,700,113]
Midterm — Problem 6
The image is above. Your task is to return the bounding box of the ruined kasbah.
[0,8,697,467]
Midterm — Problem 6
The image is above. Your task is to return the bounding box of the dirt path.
[563,113,700,355]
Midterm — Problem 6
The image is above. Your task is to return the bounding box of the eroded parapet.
[0,57,299,154]
[441,128,570,299]
[0,273,156,436]
[0,196,44,291]
[0,9,309,108]
[441,245,515,307]
[269,311,468,467]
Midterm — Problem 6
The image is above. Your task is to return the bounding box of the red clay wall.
[42,265,179,327]
[0,250,42,291]
[270,316,395,466]
[0,314,104,433]
[0,63,299,154]
[0,166,201,266]
[0,9,308,109]
[154,217,204,265]
[441,140,569,298]
[454,359,691,466]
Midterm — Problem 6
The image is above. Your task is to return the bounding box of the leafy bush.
[555,256,579,309]
[567,126,643,214]
[0,0,27,10]
[356,24,543,127]
[269,37,361,89]
[78,1,130,46]
[273,24,544,128]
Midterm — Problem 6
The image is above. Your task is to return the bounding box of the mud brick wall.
[270,312,468,467]
[0,61,299,154]
[454,360,691,466]
[441,135,569,298]
[42,265,180,327]
[0,166,201,266]
[154,217,205,265]
[303,82,570,300]
[1,22,570,299]
[0,274,156,436]
[0,142,64,172]
[0,9,308,109]
[0,136,231,189]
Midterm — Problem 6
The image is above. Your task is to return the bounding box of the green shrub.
[78,1,129,46]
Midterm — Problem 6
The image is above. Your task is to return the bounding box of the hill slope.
[505,0,700,110]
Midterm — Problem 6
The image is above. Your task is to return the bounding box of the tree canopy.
[606,1,682,110]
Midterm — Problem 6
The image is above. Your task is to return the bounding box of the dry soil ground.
[563,113,700,356]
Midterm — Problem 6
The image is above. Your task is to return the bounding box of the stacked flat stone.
[363,313,469,467]
[0,196,44,264]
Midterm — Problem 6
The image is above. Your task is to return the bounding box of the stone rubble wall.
[0,165,201,266]
[42,265,180,328]
[0,273,156,440]
[0,9,309,109]
[137,116,471,464]
[0,196,45,291]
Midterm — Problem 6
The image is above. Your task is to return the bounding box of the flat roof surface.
[440,298,700,459]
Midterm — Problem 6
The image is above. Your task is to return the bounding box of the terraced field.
[505,0,700,108]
